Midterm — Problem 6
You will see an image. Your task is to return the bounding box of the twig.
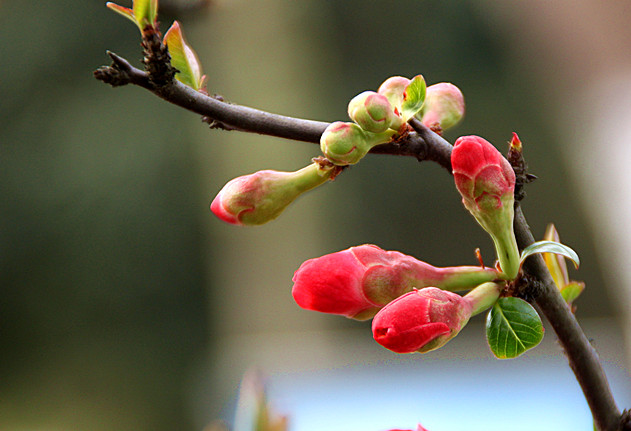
[94,52,625,431]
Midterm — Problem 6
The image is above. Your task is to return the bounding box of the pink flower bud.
[418,83,465,131]
[211,163,334,226]
[372,288,473,354]
[292,244,499,320]
[452,135,519,279]
[378,76,411,109]
[347,91,395,133]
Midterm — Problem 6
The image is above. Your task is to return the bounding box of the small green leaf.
[486,297,544,359]
[400,74,426,121]
[520,240,580,269]
[164,21,204,90]
[106,2,141,29]
[561,281,585,304]
[133,0,158,27]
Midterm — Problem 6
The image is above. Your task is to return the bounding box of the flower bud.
[211,162,334,226]
[452,135,519,279]
[347,91,395,133]
[320,121,394,166]
[417,83,464,131]
[377,76,410,109]
[372,288,473,354]
[292,244,499,320]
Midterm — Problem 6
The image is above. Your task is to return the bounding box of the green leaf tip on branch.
[520,240,580,270]
[400,74,427,122]
[106,0,158,32]
[540,224,585,308]
[164,21,205,91]
[486,297,544,359]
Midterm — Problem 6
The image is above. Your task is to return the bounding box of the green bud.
[347,91,395,133]
[320,121,395,166]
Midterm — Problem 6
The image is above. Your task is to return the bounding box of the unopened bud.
[211,162,334,226]
[347,91,395,133]
[509,132,522,152]
[292,244,499,320]
[378,76,410,109]
[417,83,464,131]
[452,135,519,279]
[372,287,473,354]
[320,121,394,166]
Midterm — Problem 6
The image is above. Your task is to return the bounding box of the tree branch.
[95,52,625,431]
[514,208,622,431]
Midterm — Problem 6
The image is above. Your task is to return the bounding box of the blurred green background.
[1,1,628,430]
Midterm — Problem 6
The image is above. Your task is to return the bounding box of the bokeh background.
[2,1,631,430]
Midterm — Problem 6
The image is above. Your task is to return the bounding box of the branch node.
[93,51,132,87]
[141,25,176,87]
[507,273,544,302]
[508,141,534,202]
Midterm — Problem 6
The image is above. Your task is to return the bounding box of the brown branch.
[514,208,622,431]
[94,51,625,431]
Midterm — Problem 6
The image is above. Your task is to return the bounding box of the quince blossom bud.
[211,162,334,226]
[372,288,473,354]
[320,121,394,166]
[347,91,395,133]
[378,76,410,109]
[372,282,501,354]
[452,135,520,280]
[292,244,499,320]
[417,83,464,131]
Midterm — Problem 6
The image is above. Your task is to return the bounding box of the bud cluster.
[292,244,503,353]
[321,75,465,166]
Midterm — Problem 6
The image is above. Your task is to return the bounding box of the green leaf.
[164,21,204,90]
[400,74,426,121]
[133,0,158,27]
[520,240,580,269]
[560,281,585,304]
[486,297,544,359]
[106,2,141,29]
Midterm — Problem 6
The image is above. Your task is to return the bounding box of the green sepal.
[520,240,580,270]
[486,297,544,359]
[164,21,204,90]
[400,74,426,121]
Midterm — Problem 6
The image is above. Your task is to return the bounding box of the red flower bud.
[292,245,498,320]
[451,135,519,279]
[372,288,473,354]
[452,135,515,209]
